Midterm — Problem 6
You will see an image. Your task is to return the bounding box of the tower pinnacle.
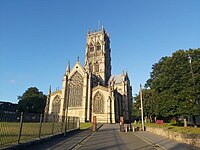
[66,60,70,74]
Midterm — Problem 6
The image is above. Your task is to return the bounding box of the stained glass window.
[68,71,83,107]
[52,95,61,114]
[93,92,104,114]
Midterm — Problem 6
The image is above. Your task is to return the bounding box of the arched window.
[89,63,93,72]
[93,92,104,114]
[96,42,101,51]
[89,43,94,52]
[68,71,83,107]
[94,63,99,72]
[52,95,61,114]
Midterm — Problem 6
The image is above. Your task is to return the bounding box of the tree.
[133,89,158,123]
[145,49,200,126]
[18,87,47,113]
[132,95,140,121]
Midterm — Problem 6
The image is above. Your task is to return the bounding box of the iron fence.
[0,111,80,149]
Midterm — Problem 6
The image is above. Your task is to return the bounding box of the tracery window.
[96,42,101,51]
[89,43,94,52]
[93,92,104,114]
[68,71,83,107]
[89,63,93,72]
[94,63,99,72]
[52,95,61,114]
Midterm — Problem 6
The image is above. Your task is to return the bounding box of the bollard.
[92,116,97,132]
[133,126,135,132]
[120,117,124,132]
[77,118,80,129]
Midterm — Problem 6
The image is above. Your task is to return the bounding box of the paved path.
[27,124,102,150]
[135,131,199,150]
[26,124,199,150]
[27,129,92,150]
[77,124,199,150]
[76,124,157,150]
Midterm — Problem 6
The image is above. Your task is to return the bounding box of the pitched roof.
[109,74,124,84]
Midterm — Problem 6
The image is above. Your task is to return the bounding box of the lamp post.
[188,55,198,127]
[64,80,71,135]
[188,55,198,105]
[140,84,145,131]
[66,80,71,119]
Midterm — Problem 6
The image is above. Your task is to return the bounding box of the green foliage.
[80,122,92,130]
[132,96,140,119]
[144,123,200,134]
[18,87,46,113]
[133,89,158,119]
[134,49,200,121]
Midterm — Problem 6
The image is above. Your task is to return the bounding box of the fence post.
[38,113,43,139]
[51,115,55,135]
[61,116,64,133]
[17,112,24,144]
[64,116,67,136]
[73,117,75,129]
[67,116,70,131]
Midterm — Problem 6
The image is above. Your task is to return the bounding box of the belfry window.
[96,42,101,51]
[89,63,93,72]
[94,63,99,72]
[89,43,94,52]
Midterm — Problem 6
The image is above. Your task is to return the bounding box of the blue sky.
[1,0,200,103]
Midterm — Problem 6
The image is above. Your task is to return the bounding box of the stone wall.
[146,127,200,148]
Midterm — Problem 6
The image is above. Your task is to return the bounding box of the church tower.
[84,26,111,85]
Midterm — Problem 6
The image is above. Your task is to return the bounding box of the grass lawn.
[134,122,200,134]
[80,122,92,130]
[0,121,79,148]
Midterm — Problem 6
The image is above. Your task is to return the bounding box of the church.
[45,26,132,123]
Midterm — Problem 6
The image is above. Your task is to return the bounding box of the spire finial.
[85,59,90,71]
[98,20,100,31]
[122,69,124,75]
[66,60,70,73]
[102,25,104,32]
[48,85,51,94]
[77,56,79,62]
[88,28,91,34]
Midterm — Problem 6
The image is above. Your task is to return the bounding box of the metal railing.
[0,111,80,149]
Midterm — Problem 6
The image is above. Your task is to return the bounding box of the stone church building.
[45,26,132,123]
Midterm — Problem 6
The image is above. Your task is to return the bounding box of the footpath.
[8,124,199,150]
[134,131,199,150]
[76,124,199,150]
